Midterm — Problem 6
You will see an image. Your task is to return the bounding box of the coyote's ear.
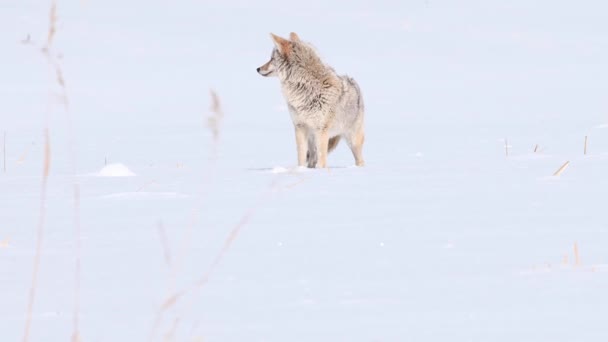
[289,32,301,42]
[270,33,291,56]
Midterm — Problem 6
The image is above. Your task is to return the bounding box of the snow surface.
[96,163,136,177]
[1,1,608,341]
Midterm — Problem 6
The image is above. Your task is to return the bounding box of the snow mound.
[97,163,136,177]
[271,166,289,174]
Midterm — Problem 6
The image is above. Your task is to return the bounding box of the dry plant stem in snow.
[552,161,570,177]
[3,132,6,173]
[160,178,282,340]
[207,89,224,159]
[22,2,82,341]
[156,220,175,289]
[171,89,224,276]
[22,129,51,342]
[207,89,223,144]
[150,90,225,340]
[45,4,82,339]
[584,136,588,155]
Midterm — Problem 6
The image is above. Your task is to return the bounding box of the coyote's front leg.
[310,129,329,168]
[294,125,307,167]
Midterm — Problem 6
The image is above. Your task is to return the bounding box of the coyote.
[257,32,365,168]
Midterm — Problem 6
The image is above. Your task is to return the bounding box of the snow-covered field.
[2,1,608,341]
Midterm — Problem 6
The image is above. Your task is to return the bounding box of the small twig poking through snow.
[156,220,173,273]
[17,144,31,164]
[21,34,31,45]
[504,138,509,157]
[207,89,224,144]
[552,161,570,177]
[533,144,539,153]
[3,132,5,173]
[584,136,588,155]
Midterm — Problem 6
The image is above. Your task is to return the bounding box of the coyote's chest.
[281,77,341,126]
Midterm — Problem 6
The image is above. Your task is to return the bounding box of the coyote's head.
[257,32,320,79]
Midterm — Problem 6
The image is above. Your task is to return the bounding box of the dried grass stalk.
[2,132,5,173]
[207,89,224,143]
[552,161,570,177]
[574,242,581,266]
[23,129,51,342]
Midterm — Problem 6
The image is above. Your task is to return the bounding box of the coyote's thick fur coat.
[257,32,365,168]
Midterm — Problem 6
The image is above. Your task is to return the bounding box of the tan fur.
[316,130,329,168]
[289,32,301,42]
[258,32,366,168]
[349,127,365,166]
[271,33,291,56]
[294,125,308,166]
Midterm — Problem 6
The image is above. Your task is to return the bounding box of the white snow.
[1,1,608,342]
[100,192,189,200]
[271,166,290,174]
[96,163,136,177]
